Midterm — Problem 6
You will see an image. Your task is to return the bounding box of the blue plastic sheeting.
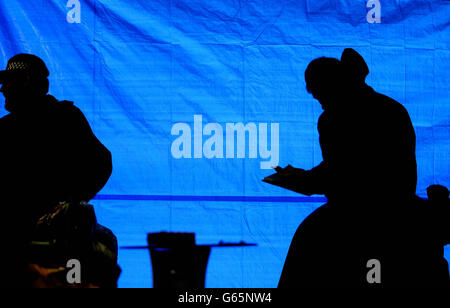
[1,1,449,287]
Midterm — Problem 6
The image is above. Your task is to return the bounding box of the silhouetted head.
[305,49,371,109]
[0,54,50,113]
[305,57,343,110]
[340,48,369,89]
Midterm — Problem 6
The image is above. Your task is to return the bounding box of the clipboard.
[262,165,301,193]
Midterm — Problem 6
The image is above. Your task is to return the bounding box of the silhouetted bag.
[29,201,121,287]
[30,202,94,259]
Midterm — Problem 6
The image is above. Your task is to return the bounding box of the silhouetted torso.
[318,85,417,205]
[278,86,425,287]
[0,94,112,243]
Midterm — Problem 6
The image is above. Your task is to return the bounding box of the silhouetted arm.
[274,112,331,196]
[274,162,328,196]
[64,104,112,201]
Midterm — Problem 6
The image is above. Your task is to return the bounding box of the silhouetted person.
[0,54,112,286]
[276,50,417,205]
[275,49,443,287]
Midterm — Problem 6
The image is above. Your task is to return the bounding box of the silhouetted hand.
[264,164,322,196]
[274,165,307,180]
[27,264,66,288]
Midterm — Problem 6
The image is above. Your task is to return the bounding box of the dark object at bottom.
[147,232,210,288]
[123,232,256,288]
[150,246,211,288]
[29,201,121,287]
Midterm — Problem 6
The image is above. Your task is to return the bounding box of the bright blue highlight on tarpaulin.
[0,1,449,287]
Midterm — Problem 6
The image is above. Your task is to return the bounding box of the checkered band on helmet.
[2,54,49,79]
[6,62,31,71]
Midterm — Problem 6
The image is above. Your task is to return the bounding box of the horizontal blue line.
[93,194,327,203]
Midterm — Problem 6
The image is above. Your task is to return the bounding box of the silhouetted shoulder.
[371,91,411,117]
[54,99,84,118]
[49,99,95,133]
[368,91,415,138]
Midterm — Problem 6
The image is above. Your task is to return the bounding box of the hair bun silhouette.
[340,48,369,83]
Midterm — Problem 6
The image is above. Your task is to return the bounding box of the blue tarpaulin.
[0,0,449,287]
